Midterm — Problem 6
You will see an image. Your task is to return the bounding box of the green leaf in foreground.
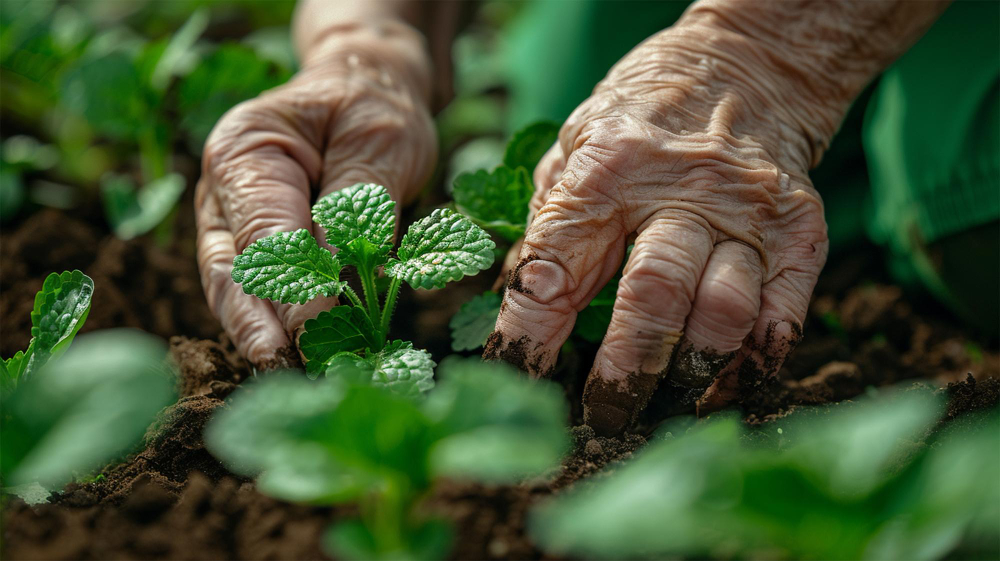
[388,208,495,290]
[452,165,533,241]
[425,357,570,482]
[449,292,501,351]
[101,172,186,240]
[529,389,993,561]
[312,182,396,267]
[0,330,176,488]
[300,306,379,376]
[503,120,560,173]
[231,229,344,304]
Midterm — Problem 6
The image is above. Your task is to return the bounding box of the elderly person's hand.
[195,17,436,369]
[486,0,948,435]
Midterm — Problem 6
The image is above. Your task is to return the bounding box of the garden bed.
[1,195,998,560]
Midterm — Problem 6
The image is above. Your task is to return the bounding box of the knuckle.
[624,246,700,303]
[694,276,760,331]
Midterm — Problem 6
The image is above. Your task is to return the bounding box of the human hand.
[484,12,836,435]
[196,21,436,369]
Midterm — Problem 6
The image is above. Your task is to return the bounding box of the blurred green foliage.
[1,329,176,493]
[206,356,570,560]
[532,388,1000,560]
[1,0,293,237]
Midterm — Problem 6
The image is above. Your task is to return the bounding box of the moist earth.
[1,204,998,560]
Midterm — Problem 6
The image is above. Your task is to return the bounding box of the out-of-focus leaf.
[0,330,176,488]
[449,292,501,352]
[205,375,435,504]
[424,357,570,482]
[242,26,296,72]
[62,51,152,140]
[503,121,559,174]
[178,44,290,151]
[149,8,208,91]
[101,172,186,240]
[0,167,25,221]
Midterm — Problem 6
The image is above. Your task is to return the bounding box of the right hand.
[195,22,437,369]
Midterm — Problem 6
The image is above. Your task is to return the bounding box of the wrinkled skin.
[195,23,436,368]
[486,1,947,435]
[196,0,946,431]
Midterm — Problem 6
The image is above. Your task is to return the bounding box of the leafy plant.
[1,270,93,395]
[205,356,570,560]
[230,182,496,390]
[1,330,177,492]
[531,388,1000,560]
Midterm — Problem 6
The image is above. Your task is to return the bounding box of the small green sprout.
[1,270,94,395]
[230,182,496,392]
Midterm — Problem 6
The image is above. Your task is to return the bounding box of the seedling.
[1,270,94,395]
[206,357,570,560]
[231,182,495,391]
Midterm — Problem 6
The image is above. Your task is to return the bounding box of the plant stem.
[358,266,381,329]
[379,276,402,345]
[343,285,364,309]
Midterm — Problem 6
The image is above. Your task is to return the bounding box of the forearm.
[680,0,949,166]
[293,0,462,107]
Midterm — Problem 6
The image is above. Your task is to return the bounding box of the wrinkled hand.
[196,23,436,369]
[486,15,831,435]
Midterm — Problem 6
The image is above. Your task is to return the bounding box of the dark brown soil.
[1,201,997,560]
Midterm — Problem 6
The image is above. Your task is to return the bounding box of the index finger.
[484,152,627,376]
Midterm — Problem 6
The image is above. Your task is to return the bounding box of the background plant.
[206,356,570,560]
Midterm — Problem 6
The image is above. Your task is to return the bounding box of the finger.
[485,164,628,376]
[582,214,715,436]
[316,96,436,205]
[699,266,817,412]
[528,142,567,222]
[205,101,339,350]
[196,183,292,367]
[668,240,762,394]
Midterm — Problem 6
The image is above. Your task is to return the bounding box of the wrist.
[297,19,434,108]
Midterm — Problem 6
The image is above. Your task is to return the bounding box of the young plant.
[449,124,626,350]
[1,270,94,396]
[205,356,570,561]
[231,182,496,390]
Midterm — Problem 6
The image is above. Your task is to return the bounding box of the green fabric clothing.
[504,0,999,334]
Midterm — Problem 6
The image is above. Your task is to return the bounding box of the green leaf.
[231,229,345,305]
[101,172,186,240]
[424,357,570,482]
[300,306,379,376]
[387,208,496,290]
[327,341,435,398]
[311,183,396,268]
[1,342,33,396]
[1,330,176,488]
[61,51,151,141]
[149,8,208,91]
[449,292,501,351]
[178,44,290,151]
[503,120,560,174]
[205,375,435,504]
[0,167,25,222]
[26,270,93,375]
[452,165,532,241]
